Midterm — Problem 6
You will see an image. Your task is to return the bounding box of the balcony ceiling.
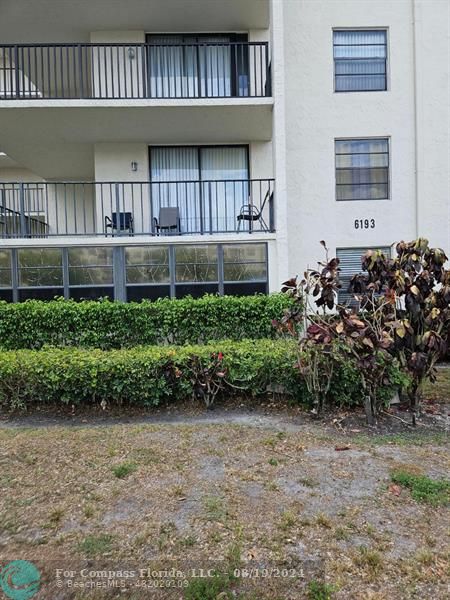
[0,0,270,43]
[0,100,273,179]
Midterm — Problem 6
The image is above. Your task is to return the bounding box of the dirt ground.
[0,372,448,599]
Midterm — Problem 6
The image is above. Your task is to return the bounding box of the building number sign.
[354,218,375,230]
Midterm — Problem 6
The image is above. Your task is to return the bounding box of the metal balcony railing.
[0,180,275,238]
[0,42,271,100]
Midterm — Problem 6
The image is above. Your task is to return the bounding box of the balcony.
[0,179,275,239]
[0,41,271,100]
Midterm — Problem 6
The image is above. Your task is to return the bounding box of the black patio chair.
[236,189,272,232]
[105,211,134,236]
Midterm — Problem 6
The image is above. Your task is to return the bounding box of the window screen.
[336,138,389,201]
[334,30,387,92]
[337,246,391,304]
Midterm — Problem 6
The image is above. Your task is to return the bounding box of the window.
[68,247,114,300]
[337,246,390,304]
[0,249,13,301]
[146,34,249,99]
[125,246,170,302]
[335,138,389,201]
[175,245,219,298]
[150,145,249,234]
[17,248,63,301]
[0,249,12,287]
[2,243,268,303]
[334,30,387,92]
[223,243,267,295]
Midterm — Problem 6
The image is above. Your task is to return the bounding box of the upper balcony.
[0,40,271,101]
[0,37,273,177]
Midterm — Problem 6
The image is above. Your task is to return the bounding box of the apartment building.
[0,0,448,302]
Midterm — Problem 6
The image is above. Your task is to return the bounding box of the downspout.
[412,0,420,238]
[270,0,290,287]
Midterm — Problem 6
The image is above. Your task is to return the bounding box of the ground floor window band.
[0,243,268,302]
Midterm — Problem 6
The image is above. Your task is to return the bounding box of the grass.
[184,571,234,600]
[203,495,227,522]
[278,510,297,532]
[391,470,450,506]
[316,513,332,529]
[111,461,138,479]
[422,366,450,402]
[354,546,383,574]
[78,534,114,557]
[357,432,449,447]
[48,508,65,525]
[307,581,335,600]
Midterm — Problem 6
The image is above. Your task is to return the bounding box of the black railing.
[0,180,275,238]
[0,42,271,99]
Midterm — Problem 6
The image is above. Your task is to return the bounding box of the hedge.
[0,340,303,410]
[0,339,404,411]
[0,294,293,350]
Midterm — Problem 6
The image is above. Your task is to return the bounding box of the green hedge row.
[0,339,403,411]
[0,340,303,410]
[0,294,293,350]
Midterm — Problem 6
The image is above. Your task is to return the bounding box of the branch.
[380,410,417,427]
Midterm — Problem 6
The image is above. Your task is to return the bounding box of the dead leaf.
[335,321,344,334]
[334,445,351,451]
[389,484,401,497]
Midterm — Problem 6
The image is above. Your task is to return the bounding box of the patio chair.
[154,207,181,235]
[105,212,134,236]
[236,189,272,232]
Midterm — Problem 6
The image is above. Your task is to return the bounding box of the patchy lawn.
[0,368,448,599]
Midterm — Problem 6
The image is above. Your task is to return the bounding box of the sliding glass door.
[150,146,249,233]
[201,147,248,232]
[146,34,248,98]
[150,147,201,232]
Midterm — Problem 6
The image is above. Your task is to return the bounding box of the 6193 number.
[354,219,375,230]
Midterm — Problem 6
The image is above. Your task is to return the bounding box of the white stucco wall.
[280,0,420,276]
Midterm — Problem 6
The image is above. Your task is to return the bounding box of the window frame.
[335,136,391,202]
[332,27,389,94]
